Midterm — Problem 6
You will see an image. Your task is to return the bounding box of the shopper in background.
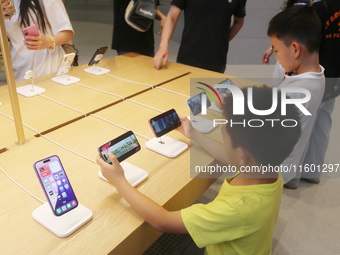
[111,0,165,57]
[153,0,247,73]
[262,0,312,86]
[267,6,325,188]
[3,0,73,81]
[97,86,301,255]
[300,0,340,184]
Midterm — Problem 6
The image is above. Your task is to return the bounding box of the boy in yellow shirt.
[97,85,301,254]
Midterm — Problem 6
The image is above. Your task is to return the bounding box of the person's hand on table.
[96,153,126,186]
[153,46,168,69]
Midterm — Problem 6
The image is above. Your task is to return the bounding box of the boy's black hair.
[267,6,321,53]
[282,0,311,10]
[222,86,301,166]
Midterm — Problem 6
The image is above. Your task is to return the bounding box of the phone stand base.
[16,85,46,97]
[209,103,222,113]
[145,136,188,158]
[84,66,110,75]
[51,75,80,85]
[98,161,148,187]
[188,116,216,134]
[32,203,92,238]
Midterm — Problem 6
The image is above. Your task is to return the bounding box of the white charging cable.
[38,94,87,116]
[105,73,153,88]
[90,114,152,141]
[0,165,45,204]
[75,82,125,100]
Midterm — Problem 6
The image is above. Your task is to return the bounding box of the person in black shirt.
[153,0,247,73]
[112,0,165,57]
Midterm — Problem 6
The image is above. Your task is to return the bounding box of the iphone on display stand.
[84,46,110,75]
[145,109,188,158]
[32,155,92,237]
[186,92,216,134]
[16,25,46,97]
[51,53,80,85]
[209,78,234,112]
[97,131,148,186]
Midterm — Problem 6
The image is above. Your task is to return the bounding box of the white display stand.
[145,136,188,158]
[209,103,222,113]
[188,115,216,134]
[17,70,46,97]
[16,85,46,97]
[84,66,110,76]
[32,203,92,238]
[98,161,148,187]
[51,75,80,86]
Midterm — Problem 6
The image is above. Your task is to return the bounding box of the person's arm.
[176,116,228,165]
[262,46,273,64]
[1,0,15,19]
[153,5,182,69]
[155,9,166,35]
[24,30,73,50]
[228,16,244,41]
[97,153,188,234]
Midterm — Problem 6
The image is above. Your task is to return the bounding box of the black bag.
[125,0,156,32]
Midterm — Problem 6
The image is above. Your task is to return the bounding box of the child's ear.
[291,41,301,58]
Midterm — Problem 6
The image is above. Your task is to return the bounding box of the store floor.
[1,0,340,254]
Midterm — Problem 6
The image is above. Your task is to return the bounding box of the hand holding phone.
[33,155,78,216]
[149,109,182,137]
[22,24,40,41]
[88,46,108,66]
[98,131,141,164]
[2,0,16,17]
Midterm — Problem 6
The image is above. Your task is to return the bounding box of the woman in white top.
[3,0,74,81]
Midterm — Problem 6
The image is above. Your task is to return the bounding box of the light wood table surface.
[87,54,190,87]
[0,55,225,254]
[0,110,215,254]
[156,72,230,97]
[0,114,36,152]
[0,54,191,150]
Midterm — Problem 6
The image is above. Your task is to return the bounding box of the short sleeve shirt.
[181,176,283,255]
[171,0,247,72]
[5,0,73,81]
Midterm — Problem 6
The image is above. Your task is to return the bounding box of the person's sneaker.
[284,183,299,190]
[301,178,320,184]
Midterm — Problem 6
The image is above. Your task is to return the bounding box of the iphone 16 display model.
[149,109,182,137]
[187,92,211,116]
[22,24,40,39]
[88,46,108,66]
[33,155,78,216]
[56,53,76,76]
[98,131,141,164]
